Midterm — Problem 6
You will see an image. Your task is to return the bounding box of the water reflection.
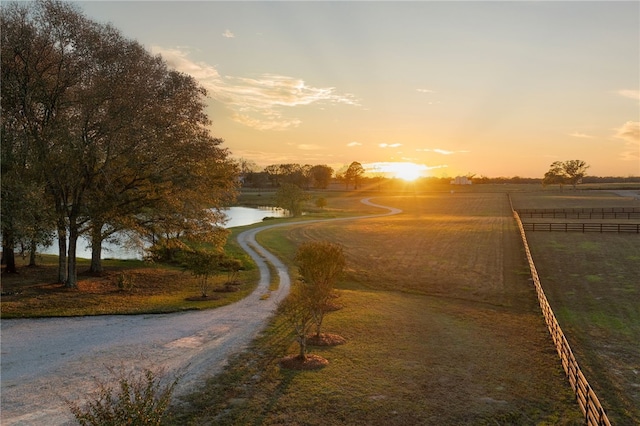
[39,206,288,260]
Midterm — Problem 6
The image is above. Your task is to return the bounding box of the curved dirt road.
[0,198,400,425]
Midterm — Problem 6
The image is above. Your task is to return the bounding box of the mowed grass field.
[511,190,640,424]
[174,191,584,425]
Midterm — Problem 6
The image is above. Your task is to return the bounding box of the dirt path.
[0,199,400,426]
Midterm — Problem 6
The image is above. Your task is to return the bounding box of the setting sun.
[366,162,427,181]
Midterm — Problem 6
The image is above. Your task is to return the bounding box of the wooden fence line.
[518,211,640,220]
[517,207,640,214]
[521,222,640,233]
[508,195,612,425]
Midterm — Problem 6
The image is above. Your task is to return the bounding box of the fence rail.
[518,211,640,219]
[509,195,612,425]
[517,207,640,214]
[521,222,640,233]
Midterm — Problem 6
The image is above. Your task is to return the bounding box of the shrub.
[67,367,179,426]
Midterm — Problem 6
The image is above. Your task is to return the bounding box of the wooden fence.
[522,222,640,233]
[517,207,640,214]
[509,195,612,425]
[518,211,640,220]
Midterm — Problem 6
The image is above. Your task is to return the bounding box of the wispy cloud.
[416,88,435,94]
[569,132,594,139]
[614,121,640,162]
[416,148,469,155]
[347,141,362,147]
[617,89,640,102]
[379,143,402,148]
[152,46,359,131]
[614,121,640,144]
[222,29,235,38]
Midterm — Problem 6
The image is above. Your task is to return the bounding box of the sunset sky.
[76,1,639,178]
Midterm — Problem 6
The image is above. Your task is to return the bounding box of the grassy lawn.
[172,191,584,425]
[4,186,636,424]
[511,189,640,424]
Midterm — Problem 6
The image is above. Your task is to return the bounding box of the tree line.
[239,160,366,190]
[1,0,238,287]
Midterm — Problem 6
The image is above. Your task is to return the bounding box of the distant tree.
[563,160,590,189]
[315,197,328,210]
[274,183,310,217]
[345,161,365,189]
[543,160,590,189]
[309,165,334,189]
[294,241,346,339]
[543,161,567,189]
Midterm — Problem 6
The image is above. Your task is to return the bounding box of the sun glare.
[368,162,426,181]
[394,163,422,181]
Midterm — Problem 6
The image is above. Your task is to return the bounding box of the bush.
[67,367,179,426]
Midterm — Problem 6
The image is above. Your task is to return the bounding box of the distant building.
[450,176,472,185]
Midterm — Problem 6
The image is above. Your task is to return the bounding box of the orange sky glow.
[78,1,640,179]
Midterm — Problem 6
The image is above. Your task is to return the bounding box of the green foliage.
[180,248,223,297]
[274,183,310,217]
[67,367,178,426]
[315,196,328,210]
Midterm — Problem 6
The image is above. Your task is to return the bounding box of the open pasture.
[176,191,584,424]
[511,190,640,424]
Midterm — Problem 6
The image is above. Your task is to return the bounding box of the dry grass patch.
[1,256,258,317]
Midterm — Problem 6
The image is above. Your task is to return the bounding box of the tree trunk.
[297,335,307,360]
[89,224,103,273]
[28,240,38,266]
[57,221,67,283]
[2,233,18,274]
[65,219,79,288]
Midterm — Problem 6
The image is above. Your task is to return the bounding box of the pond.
[39,206,288,260]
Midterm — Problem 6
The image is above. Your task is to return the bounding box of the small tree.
[315,197,327,210]
[279,283,315,360]
[219,256,243,284]
[274,183,310,217]
[294,241,346,339]
[181,248,221,298]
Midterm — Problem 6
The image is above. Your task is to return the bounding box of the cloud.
[416,148,469,155]
[617,90,640,101]
[416,88,435,94]
[379,143,402,148]
[614,121,640,144]
[347,141,362,147]
[222,29,235,38]
[152,46,359,131]
[569,132,594,139]
[613,121,640,162]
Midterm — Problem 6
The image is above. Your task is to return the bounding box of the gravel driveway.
[0,199,399,425]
